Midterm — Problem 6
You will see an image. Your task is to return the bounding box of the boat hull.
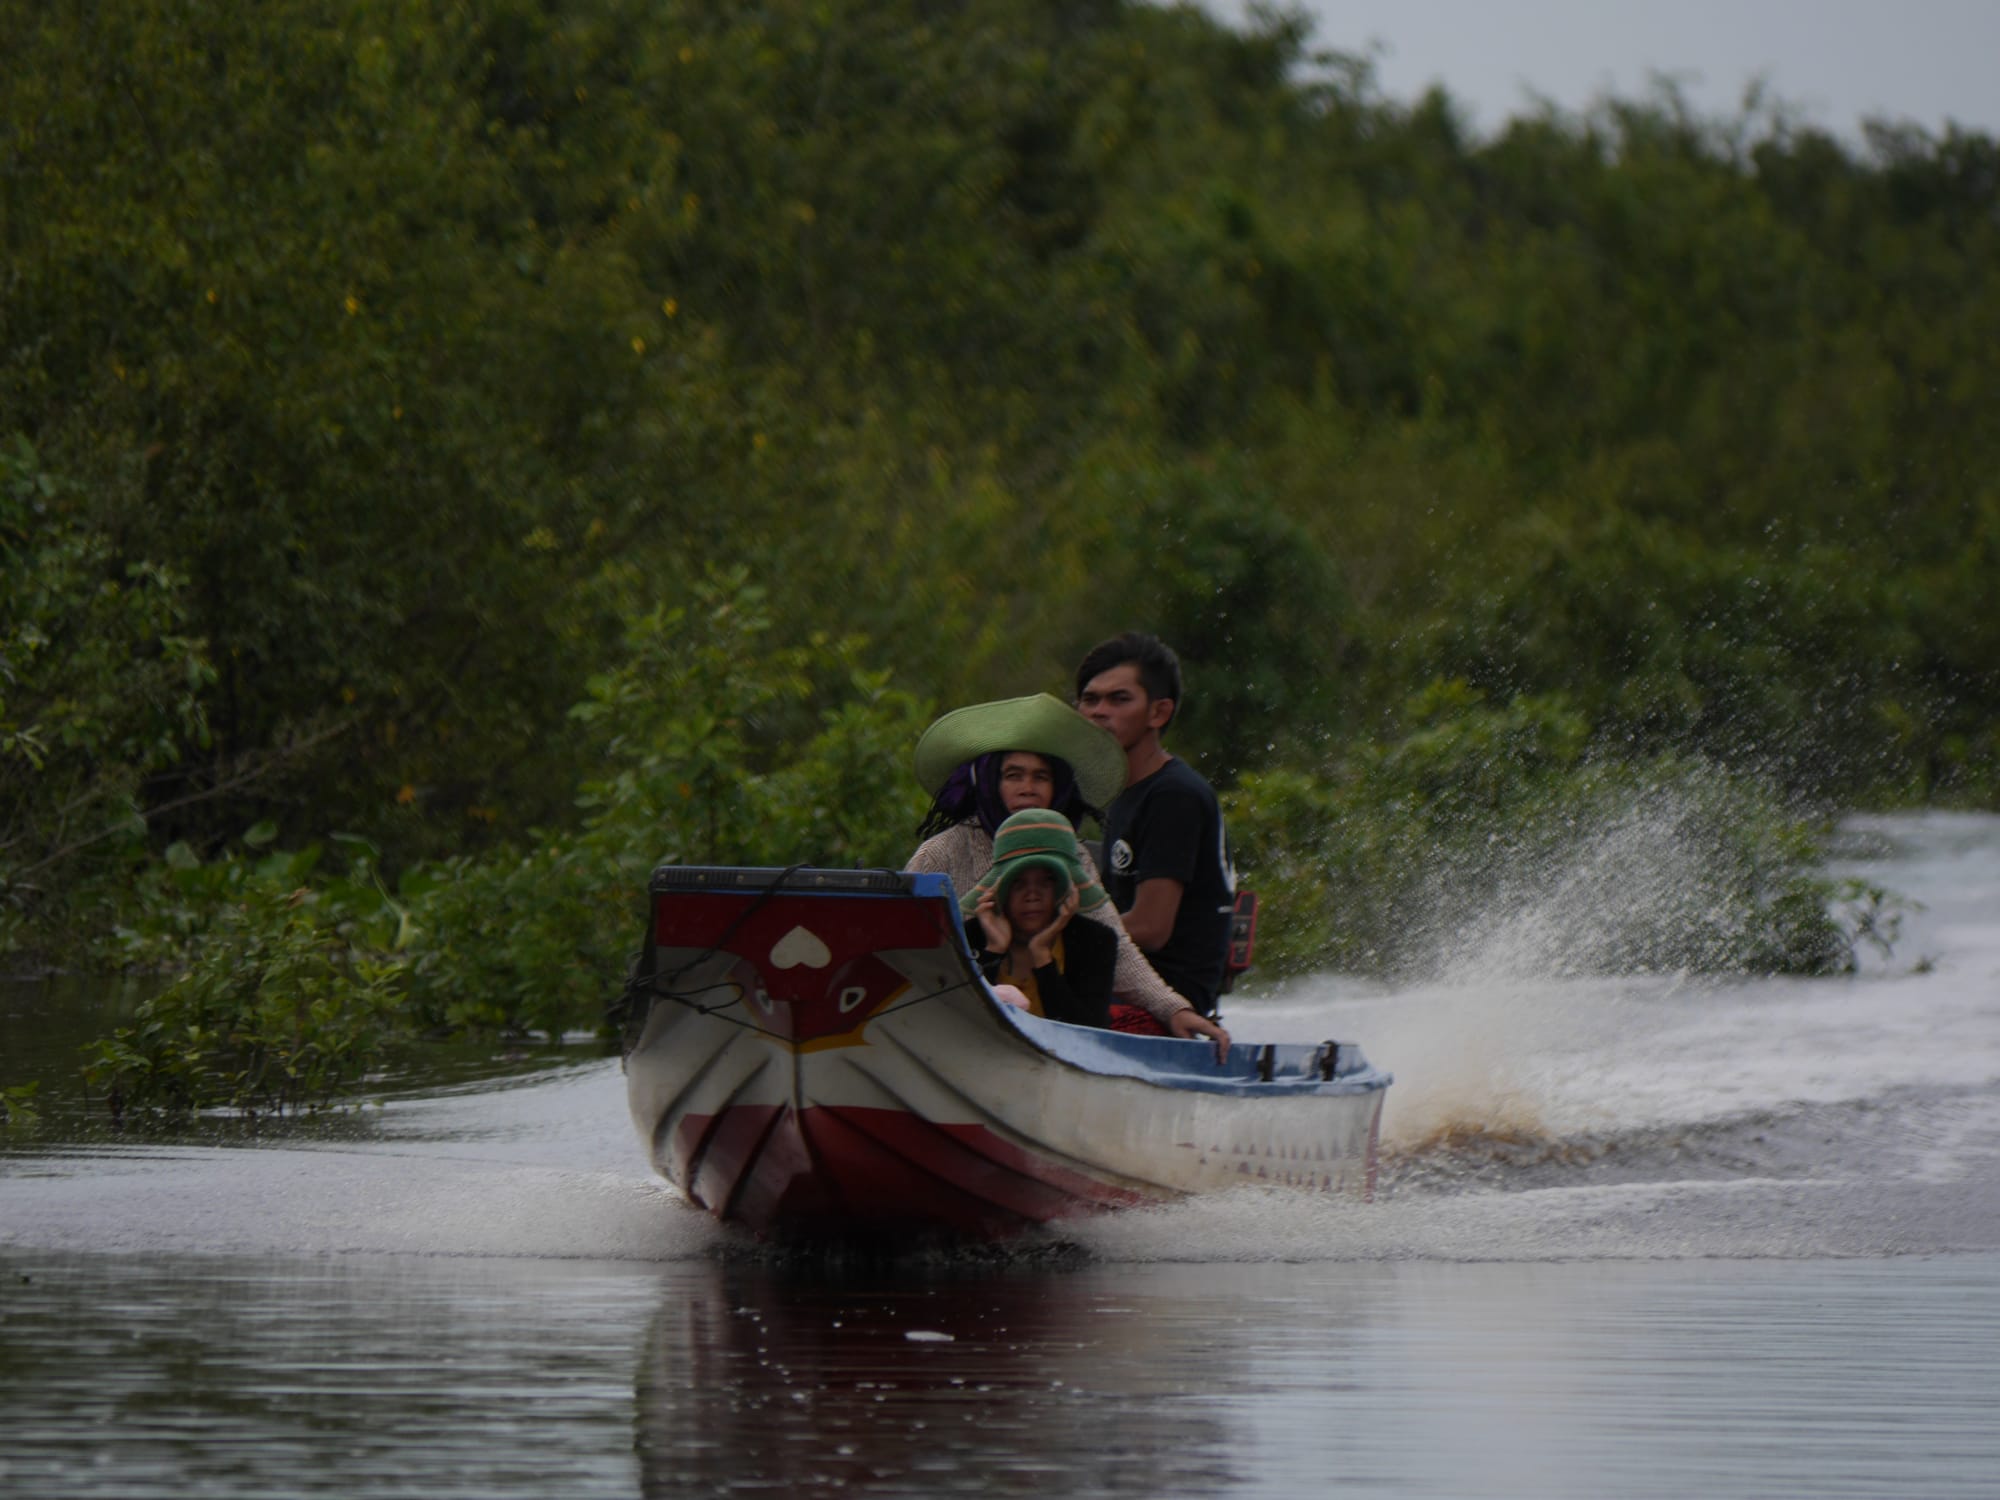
[623,867,1390,1239]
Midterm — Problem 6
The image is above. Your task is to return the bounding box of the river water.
[3,812,1998,1497]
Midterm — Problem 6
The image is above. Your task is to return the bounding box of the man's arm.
[1119,876,1184,951]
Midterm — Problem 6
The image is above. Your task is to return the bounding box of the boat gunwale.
[636,863,1394,1102]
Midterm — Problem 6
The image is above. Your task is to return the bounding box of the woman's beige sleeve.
[907,826,987,888]
[905,833,950,875]
[1079,845,1193,1023]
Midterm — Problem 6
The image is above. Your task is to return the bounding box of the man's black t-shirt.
[1100,756,1234,1014]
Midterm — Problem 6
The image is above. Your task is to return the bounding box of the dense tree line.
[4,0,1995,1010]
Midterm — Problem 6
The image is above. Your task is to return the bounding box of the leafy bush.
[75,649,1904,1117]
[80,569,935,1100]
[82,885,405,1121]
[394,569,930,1036]
[7,0,2000,903]
[1,436,213,952]
[1227,681,1886,979]
[13,0,1984,1095]
[107,828,406,968]
[0,1081,40,1133]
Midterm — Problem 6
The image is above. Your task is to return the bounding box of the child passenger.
[961,809,1117,1029]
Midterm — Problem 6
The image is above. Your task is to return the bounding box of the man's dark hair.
[1074,632,1183,729]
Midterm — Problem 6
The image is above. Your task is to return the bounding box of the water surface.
[4,812,1998,1497]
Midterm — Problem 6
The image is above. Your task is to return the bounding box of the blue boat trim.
[994,1006,1392,1097]
[647,864,944,898]
[921,870,1391,1096]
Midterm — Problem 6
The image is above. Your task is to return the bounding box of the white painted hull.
[623,867,1390,1238]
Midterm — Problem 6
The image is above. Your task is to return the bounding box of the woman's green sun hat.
[959,809,1113,917]
[914,693,1126,809]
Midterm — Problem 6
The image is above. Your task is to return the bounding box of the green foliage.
[1068,451,1354,776]
[81,885,406,1121]
[3,0,1985,1034]
[108,831,407,970]
[1,435,213,943]
[0,1080,40,1133]
[1228,684,1595,973]
[63,568,931,1104]
[1418,510,1932,793]
[393,568,930,1036]
[387,845,618,1040]
[571,568,931,867]
[1227,682,1876,979]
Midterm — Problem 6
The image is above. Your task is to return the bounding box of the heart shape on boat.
[769,925,832,970]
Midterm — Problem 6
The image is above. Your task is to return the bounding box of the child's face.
[1004,867,1061,936]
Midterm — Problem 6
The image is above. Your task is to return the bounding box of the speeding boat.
[620,865,1391,1240]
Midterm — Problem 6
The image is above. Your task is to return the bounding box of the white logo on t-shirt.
[1109,838,1134,875]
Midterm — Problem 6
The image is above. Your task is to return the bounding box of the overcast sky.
[1226,0,2000,139]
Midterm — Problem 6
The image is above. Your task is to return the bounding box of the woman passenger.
[906,694,1229,1052]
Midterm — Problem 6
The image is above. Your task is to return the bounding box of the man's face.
[1078,662,1171,751]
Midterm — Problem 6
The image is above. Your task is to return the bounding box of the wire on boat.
[644,966,990,1043]
[638,867,994,1041]
[654,863,811,990]
[613,865,815,1045]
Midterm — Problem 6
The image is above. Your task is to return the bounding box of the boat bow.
[622,865,1390,1238]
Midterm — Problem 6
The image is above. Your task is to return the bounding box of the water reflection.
[6,1247,1999,1499]
[634,1257,1368,1498]
[0,1252,656,1498]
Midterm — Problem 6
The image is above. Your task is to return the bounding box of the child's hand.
[1027,886,1080,966]
[974,889,1012,954]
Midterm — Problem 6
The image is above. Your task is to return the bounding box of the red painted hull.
[672,1104,1147,1239]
